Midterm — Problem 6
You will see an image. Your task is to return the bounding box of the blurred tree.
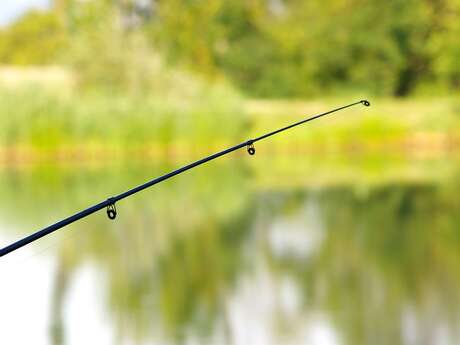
[431,0,460,89]
[1,0,460,97]
[0,11,65,65]
[147,0,457,97]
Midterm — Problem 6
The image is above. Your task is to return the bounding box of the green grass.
[0,84,247,158]
[1,89,459,162]
[246,97,460,152]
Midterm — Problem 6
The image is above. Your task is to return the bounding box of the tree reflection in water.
[2,160,460,345]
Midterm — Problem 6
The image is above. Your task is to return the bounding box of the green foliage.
[0,83,246,152]
[148,0,460,97]
[2,1,460,97]
[247,97,460,149]
[0,11,65,65]
[431,0,460,89]
[0,1,247,154]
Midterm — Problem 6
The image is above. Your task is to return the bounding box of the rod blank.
[0,99,370,257]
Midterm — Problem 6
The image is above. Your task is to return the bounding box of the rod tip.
[360,100,370,107]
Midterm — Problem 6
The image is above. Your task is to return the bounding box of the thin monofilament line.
[0,99,370,258]
[252,100,366,143]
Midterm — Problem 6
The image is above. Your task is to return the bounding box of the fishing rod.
[0,99,370,257]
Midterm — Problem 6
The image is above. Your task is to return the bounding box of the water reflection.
[1,157,460,345]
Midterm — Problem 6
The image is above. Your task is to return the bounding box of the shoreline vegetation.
[1,2,460,165]
[1,87,459,166]
[1,130,458,166]
[0,62,247,165]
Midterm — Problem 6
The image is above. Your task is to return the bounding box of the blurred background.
[1,1,460,344]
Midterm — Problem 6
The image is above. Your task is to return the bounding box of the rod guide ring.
[247,142,256,155]
[106,198,117,220]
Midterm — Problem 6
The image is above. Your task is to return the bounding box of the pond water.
[1,154,460,345]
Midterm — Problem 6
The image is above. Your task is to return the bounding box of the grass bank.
[1,89,459,164]
[0,84,246,163]
[246,97,460,154]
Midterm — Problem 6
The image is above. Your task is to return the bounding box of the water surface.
[1,154,460,345]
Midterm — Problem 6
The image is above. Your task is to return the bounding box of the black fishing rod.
[0,99,370,257]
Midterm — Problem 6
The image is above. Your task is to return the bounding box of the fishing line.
[0,99,370,258]
[0,217,94,267]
